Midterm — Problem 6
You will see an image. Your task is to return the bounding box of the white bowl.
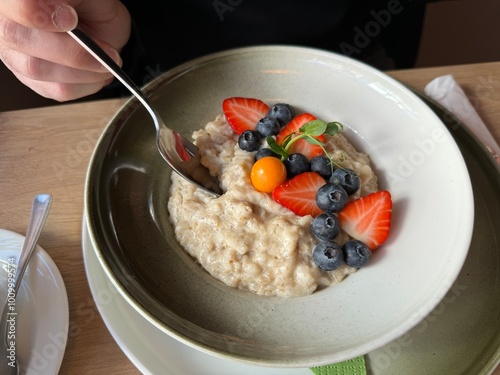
[84,46,474,367]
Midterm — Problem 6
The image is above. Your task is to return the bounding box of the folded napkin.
[310,356,366,375]
[425,74,500,165]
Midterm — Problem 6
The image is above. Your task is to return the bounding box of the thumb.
[52,4,78,31]
[0,0,78,31]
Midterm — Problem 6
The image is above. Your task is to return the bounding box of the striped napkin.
[310,356,367,375]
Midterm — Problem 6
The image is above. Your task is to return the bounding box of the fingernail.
[52,5,78,31]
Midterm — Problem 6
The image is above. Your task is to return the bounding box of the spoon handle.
[13,194,52,295]
[67,28,158,125]
[67,27,198,156]
[68,27,220,196]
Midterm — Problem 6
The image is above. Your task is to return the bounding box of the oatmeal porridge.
[167,111,380,297]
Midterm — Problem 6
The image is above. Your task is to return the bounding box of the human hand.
[0,0,131,101]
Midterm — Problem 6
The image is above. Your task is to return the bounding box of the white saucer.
[82,220,310,375]
[0,228,68,375]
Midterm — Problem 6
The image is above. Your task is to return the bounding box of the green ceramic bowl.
[84,46,474,367]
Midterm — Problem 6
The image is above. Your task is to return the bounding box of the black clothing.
[102,0,426,98]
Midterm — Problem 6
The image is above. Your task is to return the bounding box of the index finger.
[0,0,78,31]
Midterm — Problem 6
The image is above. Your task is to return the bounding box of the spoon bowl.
[68,28,222,197]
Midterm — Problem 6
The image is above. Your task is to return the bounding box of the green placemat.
[310,356,366,375]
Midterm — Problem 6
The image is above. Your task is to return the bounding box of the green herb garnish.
[266,119,344,174]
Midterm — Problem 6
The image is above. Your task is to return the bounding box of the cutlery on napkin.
[425,74,500,165]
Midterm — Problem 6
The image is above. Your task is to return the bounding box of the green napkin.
[310,356,366,375]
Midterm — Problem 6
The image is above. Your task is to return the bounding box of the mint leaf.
[299,120,327,136]
[266,137,288,159]
[325,121,343,136]
[273,117,344,165]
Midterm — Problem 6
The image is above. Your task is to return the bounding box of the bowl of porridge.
[84,46,474,367]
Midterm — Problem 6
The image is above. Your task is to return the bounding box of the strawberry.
[222,97,269,135]
[276,113,325,160]
[338,190,392,250]
[272,172,326,217]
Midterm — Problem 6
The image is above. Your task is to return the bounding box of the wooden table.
[1,62,499,374]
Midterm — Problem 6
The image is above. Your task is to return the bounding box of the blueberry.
[315,183,348,213]
[312,241,343,271]
[310,156,333,180]
[238,130,261,152]
[342,240,371,268]
[331,168,360,195]
[267,103,295,126]
[311,213,340,241]
[284,153,310,178]
[255,148,280,161]
[256,116,281,137]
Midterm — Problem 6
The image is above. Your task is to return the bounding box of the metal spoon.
[0,194,52,375]
[68,27,222,197]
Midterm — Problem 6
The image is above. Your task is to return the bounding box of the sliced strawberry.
[276,113,325,160]
[272,172,326,217]
[338,190,392,250]
[222,97,269,135]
